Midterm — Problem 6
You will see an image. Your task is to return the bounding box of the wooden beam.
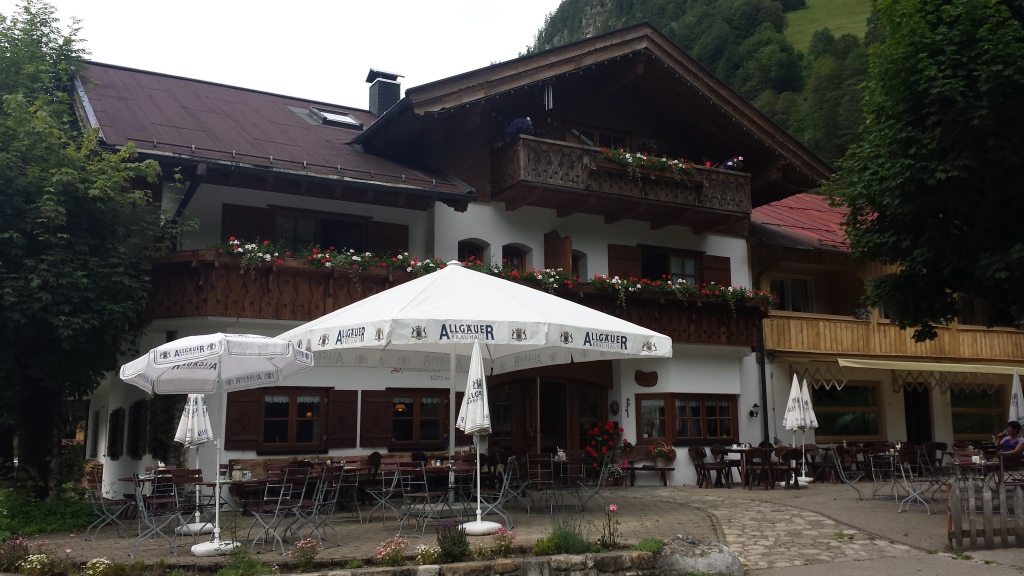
[692,214,747,236]
[502,190,541,212]
[649,210,685,230]
[605,204,648,225]
[555,195,598,218]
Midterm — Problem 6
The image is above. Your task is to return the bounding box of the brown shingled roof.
[77,62,472,198]
[751,193,849,253]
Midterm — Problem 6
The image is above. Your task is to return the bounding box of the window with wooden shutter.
[702,255,732,286]
[607,244,641,280]
[88,410,100,458]
[126,400,149,460]
[107,408,125,461]
[544,230,572,271]
[367,221,409,255]
[326,390,358,449]
[224,389,263,451]
[221,204,275,243]
[360,390,394,448]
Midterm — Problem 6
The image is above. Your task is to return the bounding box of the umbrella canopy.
[277,261,672,373]
[278,261,671,456]
[174,394,213,448]
[119,333,313,556]
[781,374,806,433]
[1010,369,1023,423]
[120,333,313,394]
[456,342,492,437]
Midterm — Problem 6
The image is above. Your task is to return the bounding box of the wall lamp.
[749,403,760,418]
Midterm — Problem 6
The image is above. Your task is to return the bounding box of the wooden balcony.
[150,250,764,348]
[491,135,751,234]
[763,311,1024,363]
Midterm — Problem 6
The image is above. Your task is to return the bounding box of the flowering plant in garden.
[289,538,321,571]
[216,237,286,277]
[375,535,408,567]
[215,237,775,309]
[598,148,696,180]
[414,544,442,565]
[647,442,677,461]
[584,420,624,470]
[0,537,34,572]
[492,527,517,558]
[82,558,115,576]
[598,504,621,549]
[620,438,635,453]
[605,461,626,479]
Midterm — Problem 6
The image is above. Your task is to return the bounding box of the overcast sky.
[1,0,564,109]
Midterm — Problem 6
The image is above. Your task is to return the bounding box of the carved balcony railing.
[150,250,764,348]
[763,311,1024,363]
[492,135,751,232]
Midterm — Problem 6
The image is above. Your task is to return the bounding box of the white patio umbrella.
[277,261,672,454]
[781,374,805,448]
[119,333,313,556]
[456,341,501,536]
[174,394,215,536]
[1009,369,1023,424]
[798,378,819,483]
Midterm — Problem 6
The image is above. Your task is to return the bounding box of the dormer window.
[309,106,363,130]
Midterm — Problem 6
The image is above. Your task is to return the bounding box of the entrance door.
[903,387,933,444]
[539,381,567,453]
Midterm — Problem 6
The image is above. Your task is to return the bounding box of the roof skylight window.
[309,106,363,130]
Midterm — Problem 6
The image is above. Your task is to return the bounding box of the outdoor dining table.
[724,446,752,486]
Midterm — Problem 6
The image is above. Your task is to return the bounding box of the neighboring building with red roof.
[751,193,1023,450]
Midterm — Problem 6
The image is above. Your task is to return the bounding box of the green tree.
[828,0,1024,341]
[0,0,175,497]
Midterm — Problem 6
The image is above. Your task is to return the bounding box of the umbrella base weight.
[462,520,502,536]
[176,522,215,536]
[192,540,240,557]
[797,476,814,484]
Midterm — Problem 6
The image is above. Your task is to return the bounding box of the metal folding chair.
[364,460,402,527]
[473,466,514,528]
[84,468,132,541]
[247,468,303,555]
[129,474,181,558]
[397,461,446,536]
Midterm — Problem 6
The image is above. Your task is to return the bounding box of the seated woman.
[996,421,1024,454]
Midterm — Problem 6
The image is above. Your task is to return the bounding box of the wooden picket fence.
[948,482,1024,548]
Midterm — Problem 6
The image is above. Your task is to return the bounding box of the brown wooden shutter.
[224,389,263,451]
[127,400,149,460]
[702,255,732,286]
[451,393,472,447]
[367,221,409,255]
[544,230,572,271]
[326,389,358,449]
[221,204,275,242]
[608,244,642,280]
[360,390,393,448]
[107,408,125,461]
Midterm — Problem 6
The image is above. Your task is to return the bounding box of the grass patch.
[785,0,872,51]
[632,537,664,555]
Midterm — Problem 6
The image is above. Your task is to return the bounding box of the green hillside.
[785,0,871,51]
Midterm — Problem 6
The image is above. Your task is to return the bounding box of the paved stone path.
[690,495,919,571]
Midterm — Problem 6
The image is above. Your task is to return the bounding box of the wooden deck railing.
[763,311,1024,363]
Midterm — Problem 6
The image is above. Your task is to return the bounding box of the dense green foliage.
[532,515,598,555]
[215,550,279,576]
[0,0,179,496]
[528,0,873,165]
[0,446,91,538]
[632,537,664,554]
[827,0,1024,340]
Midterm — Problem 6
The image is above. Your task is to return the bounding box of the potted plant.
[584,420,624,471]
[605,461,627,486]
[647,442,677,468]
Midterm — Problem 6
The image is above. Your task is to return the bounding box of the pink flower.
[609,504,618,512]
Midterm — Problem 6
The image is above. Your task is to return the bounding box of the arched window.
[502,245,527,273]
[458,241,484,264]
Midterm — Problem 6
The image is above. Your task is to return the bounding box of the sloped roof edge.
[355,23,832,182]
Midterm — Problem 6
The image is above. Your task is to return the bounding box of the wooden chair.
[744,447,774,490]
[710,445,743,486]
[773,447,803,489]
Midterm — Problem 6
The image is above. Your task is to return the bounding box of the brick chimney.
[366,69,403,116]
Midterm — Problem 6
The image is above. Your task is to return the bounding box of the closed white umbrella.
[456,341,500,535]
[781,374,805,447]
[798,379,819,483]
[174,394,215,536]
[120,333,313,556]
[1010,369,1023,424]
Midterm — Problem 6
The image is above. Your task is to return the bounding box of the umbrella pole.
[449,350,456,458]
[475,435,482,524]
